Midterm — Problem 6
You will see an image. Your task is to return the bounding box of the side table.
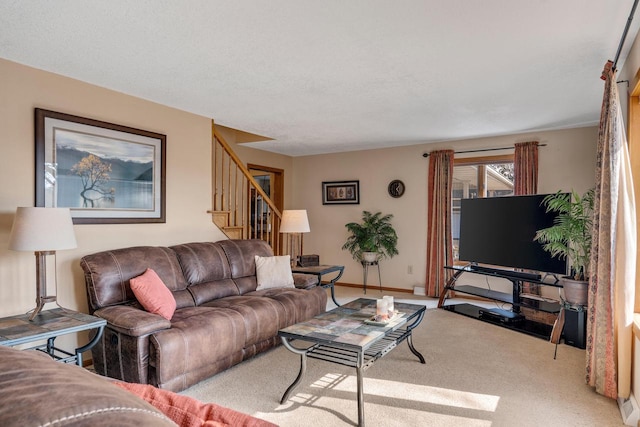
[361,260,382,294]
[291,264,344,306]
[0,308,106,367]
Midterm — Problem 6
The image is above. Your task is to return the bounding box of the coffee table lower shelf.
[442,303,553,340]
[304,327,416,371]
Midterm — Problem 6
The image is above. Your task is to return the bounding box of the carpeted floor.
[181,288,623,426]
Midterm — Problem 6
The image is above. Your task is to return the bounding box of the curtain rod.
[422,144,547,158]
[613,0,639,71]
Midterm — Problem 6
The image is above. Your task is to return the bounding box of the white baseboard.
[618,393,640,426]
[413,286,426,296]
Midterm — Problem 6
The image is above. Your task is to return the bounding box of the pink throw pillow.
[130,268,177,320]
[113,381,277,427]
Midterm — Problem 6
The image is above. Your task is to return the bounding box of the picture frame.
[322,180,360,205]
[35,108,166,224]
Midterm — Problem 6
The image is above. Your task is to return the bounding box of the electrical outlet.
[407,265,413,274]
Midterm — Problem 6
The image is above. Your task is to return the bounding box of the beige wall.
[0,56,598,328]
[292,127,598,291]
[0,58,294,325]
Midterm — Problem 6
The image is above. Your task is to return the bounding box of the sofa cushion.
[254,255,295,290]
[171,242,240,304]
[114,382,276,427]
[150,307,247,391]
[130,268,177,320]
[218,240,274,294]
[171,242,232,285]
[81,246,193,312]
[202,296,290,346]
[248,286,328,325]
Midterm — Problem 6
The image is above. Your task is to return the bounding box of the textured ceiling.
[1,1,639,156]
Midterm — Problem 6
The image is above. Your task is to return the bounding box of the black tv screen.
[458,194,567,274]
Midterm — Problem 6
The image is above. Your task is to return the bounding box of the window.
[452,154,514,259]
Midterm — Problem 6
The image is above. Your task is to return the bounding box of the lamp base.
[29,296,57,321]
[29,250,58,321]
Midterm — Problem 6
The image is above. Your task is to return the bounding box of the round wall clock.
[388,180,405,198]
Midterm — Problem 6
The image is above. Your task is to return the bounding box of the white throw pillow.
[255,255,295,290]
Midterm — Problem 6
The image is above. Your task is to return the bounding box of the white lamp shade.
[280,210,310,233]
[8,207,77,251]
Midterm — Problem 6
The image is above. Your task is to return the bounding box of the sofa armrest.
[0,345,176,427]
[95,305,172,337]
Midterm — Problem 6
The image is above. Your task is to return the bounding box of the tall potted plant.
[534,188,595,306]
[342,211,399,262]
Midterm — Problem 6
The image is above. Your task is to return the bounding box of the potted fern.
[342,211,399,262]
[534,188,594,306]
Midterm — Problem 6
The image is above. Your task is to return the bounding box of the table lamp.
[8,207,77,320]
[280,210,310,266]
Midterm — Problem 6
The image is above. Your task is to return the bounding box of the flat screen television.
[458,194,567,275]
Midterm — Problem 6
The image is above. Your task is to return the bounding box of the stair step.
[210,211,231,228]
[222,226,244,239]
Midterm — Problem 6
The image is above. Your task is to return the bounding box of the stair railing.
[209,121,283,255]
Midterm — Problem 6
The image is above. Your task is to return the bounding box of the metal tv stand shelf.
[438,264,563,340]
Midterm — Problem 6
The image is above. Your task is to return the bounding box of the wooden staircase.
[209,122,284,255]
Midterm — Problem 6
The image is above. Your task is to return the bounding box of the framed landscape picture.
[322,180,360,205]
[35,109,166,224]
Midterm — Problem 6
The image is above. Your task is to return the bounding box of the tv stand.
[468,264,542,281]
[439,265,562,340]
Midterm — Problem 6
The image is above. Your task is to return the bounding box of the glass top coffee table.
[278,298,426,427]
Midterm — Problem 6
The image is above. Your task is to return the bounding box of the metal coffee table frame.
[278,298,426,426]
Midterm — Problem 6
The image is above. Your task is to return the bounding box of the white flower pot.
[362,252,378,262]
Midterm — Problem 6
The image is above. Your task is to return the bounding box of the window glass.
[452,159,514,260]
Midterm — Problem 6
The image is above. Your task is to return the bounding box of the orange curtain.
[514,141,540,294]
[587,66,636,399]
[425,150,454,297]
[514,141,539,195]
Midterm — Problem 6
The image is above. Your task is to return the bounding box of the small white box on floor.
[618,393,639,426]
[413,286,426,296]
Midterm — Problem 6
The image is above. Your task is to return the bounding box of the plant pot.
[559,276,588,306]
[362,252,378,262]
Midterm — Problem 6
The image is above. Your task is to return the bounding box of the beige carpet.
[182,291,622,426]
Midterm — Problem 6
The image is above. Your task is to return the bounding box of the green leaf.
[534,188,594,281]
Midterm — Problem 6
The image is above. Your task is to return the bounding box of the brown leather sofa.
[81,239,327,392]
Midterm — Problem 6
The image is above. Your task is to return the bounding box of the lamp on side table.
[8,207,77,321]
[280,209,310,267]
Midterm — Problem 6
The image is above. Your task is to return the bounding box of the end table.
[291,264,344,306]
[0,308,106,366]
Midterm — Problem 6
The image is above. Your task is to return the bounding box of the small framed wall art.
[322,180,360,205]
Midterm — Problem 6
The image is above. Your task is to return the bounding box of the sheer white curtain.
[587,65,636,399]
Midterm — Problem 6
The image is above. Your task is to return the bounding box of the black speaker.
[563,307,586,349]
